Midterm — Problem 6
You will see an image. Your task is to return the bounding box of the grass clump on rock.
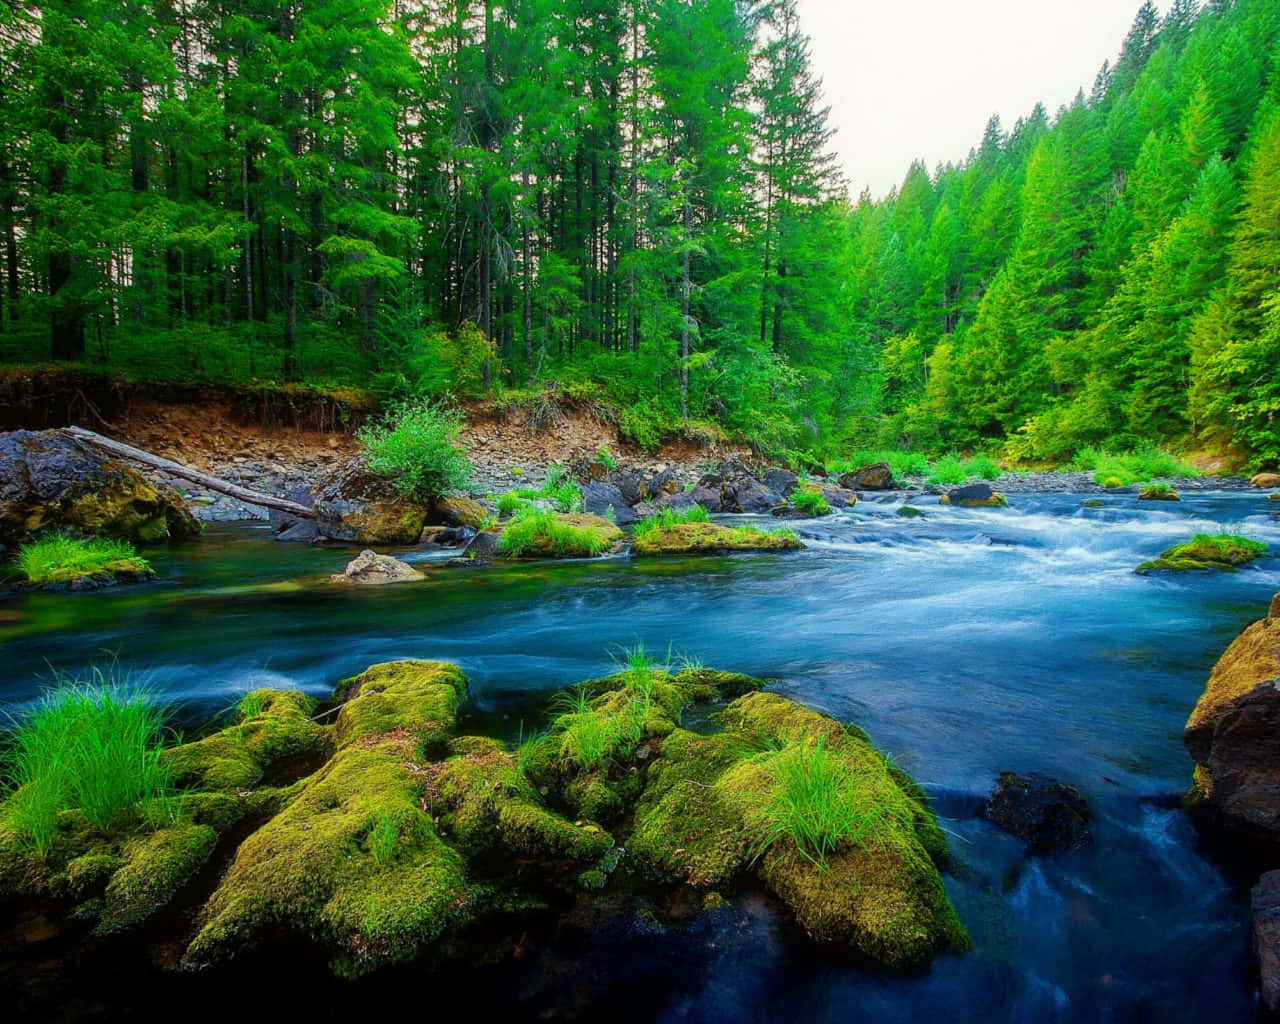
[15,535,152,587]
[1137,533,1269,573]
[790,487,831,517]
[497,508,622,559]
[632,506,802,556]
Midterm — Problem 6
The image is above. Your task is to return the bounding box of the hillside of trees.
[1,0,1278,466]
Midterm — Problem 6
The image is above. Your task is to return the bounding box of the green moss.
[98,823,217,933]
[163,689,329,792]
[938,493,1007,508]
[897,506,924,518]
[338,500,430,546]
[1136,533,1269,573]
[631,521,803,556]
[15,535,153,586]
[430,496,489,529]
[1138,483,1180,501]
[333,661,468,750]
[497,511,623,559]
[177,791,246,830]
[184,734,477,975]
[56,852,122,900]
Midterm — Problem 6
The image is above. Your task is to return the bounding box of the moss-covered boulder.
[0,429,200,547]
[627,690,966,967]
[1185,614,1280,836]
[184,732,476,976]
[1138,484,1181,501]
[429,495,490,529]
[631,521,803,557]
[1137,533,1269,573]
[333,661,467,751]
[496,511,623,559]
[98,823,218,934]
[940,484,1007,508]
[313,460,428,546]
[164,690,330,792]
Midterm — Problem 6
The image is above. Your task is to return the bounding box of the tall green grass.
[497,508,615,558]
[1070,445,1197,485]
[507,462,581,513]
[16,536,151,585]
[632,504,710,541]
[2,674,176,855]
[829,450,929,480]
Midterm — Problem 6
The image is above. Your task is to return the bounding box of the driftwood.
[66,426,316,520]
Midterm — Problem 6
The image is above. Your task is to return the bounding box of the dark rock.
[579,481,636,525]
[312,460,428,545]
[610,469,645,507]
[1253,871,1280,1012]
[821,487,857,509]
[461,530,502,563]
[276,519,319,544]
[726,478,782,514]
[762,467,799,498]
[0,429,200,547]
[838,462,894,491]
[897,506,924,519]
[947,483,994,503]
[420,526,474,547]
[269,486,314,531]
[983,772,1092,853]
[691,486,722,512]
[651,491,696,514]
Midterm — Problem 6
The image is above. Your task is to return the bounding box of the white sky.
[797,0,1174,198]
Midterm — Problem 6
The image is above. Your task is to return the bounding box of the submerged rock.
[631,521,803,557]
[838,462,894,491]
[0,428,199,547]
[983,772,1092,853]
[940,483,1007,508]
[330,549,425,585]
[1185,615,1280,837]
[312,460,428,546]
[897,505,924,519]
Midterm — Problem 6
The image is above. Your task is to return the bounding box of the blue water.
[2,489,1278,1021]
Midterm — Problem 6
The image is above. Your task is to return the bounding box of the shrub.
[1073,445,1197,484]
[963,455,1001,480]
[497,492,530,518]
[15,536,151,585]
[926,455,967,485]
[508,463,581,513]
[2,674,176,855]
[792,489,831,516]
[357,400,471,501]
[830,450,928,480]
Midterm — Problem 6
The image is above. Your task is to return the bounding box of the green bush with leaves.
[357,400,471,501]
[792,489,830,516]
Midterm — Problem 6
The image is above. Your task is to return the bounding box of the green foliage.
[791,489,831,516]
[633,505,712,542]
[925,455,967,485]
[507,464,581,513]
[1071,445,1197,484]
[2,674,176,855]
[829,451,929,480]
[358,400,471,501]
[15,536,151,585]
[497,511,618,559]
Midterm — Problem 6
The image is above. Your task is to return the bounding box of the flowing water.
[3,490,1279,1021]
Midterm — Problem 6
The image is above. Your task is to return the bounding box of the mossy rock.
[429,495,489,529]
[897,506,924,519]
[628,691,967,967]
[939,493,1007,508]
[632,521,803,556]
[97,823,218,934]
[1138,485,1181,501]
[1136,533,1268,573]
[497,512,623,559]
[163,689,330,792]
[333,661,468,751]
[184,733,477,976]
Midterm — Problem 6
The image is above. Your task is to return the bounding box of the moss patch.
[631,521,803,556]
[164,689,330,792]
[333,661,467,751]
[1138,484,1181,501]
[184,733,476,976]
[939,493,1007,508]
[1185,617,1280,741]
[430,495,489,529]
[497,512,623,559]
[98,823,217,934]
[1137,533,1269,573]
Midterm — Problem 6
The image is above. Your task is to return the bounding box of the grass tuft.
[497,509,618,558]
[16,536,151,585]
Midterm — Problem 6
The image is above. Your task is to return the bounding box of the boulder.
[1254,871,1280,1012]
[897,505,924,519]
[941,484,1007,508]
[821,487,857,509]
[838,461,895,491]
[330,550,424,586]
[578,480,636,524]
[725,478,783,514]
[460,529,502,563]
[429,495,489,529]
[690,486,722,512]
[276,519,319,544]
[651,490,697,515]
[312,460,428,545]
[1252,473,1280,489]
[1138,485,1181,501]
[1137,534,1268,573]
[0,429,200,547]
[1185,616,1280,837]
[761,467,799,498]
[983,772,1092,853]
[631,521,803,557]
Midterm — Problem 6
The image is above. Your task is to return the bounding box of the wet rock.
[1185,616,1280,837]
[0,429,200,547]
[725,478,783,514]
[631,520,803,556]
[838,461,894,491]
[578,480,635,524]
[429,495,489,529]
[460,529,502,563]
[1138,485,1181,501]
[983,772,1092,853]
[312,460,428,546]
[761,467,799,497]
[1137,534,1268,573]
[821,487,857,509]
[276,519,319,544]
[419,525,473,547]
[690,485,722,512]
[897,505,924,519]
[941,483,1007,508]
[330,549,425,586]
[1252,473,1280,489]
[1253,871,1280,1011]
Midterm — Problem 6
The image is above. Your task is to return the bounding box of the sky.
[796,0,1174,199]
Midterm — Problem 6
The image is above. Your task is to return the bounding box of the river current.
[3,489,1278,1021]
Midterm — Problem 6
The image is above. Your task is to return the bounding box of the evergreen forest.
[1,0,1278,465]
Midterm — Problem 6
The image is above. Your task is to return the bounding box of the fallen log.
[66,426,316,520]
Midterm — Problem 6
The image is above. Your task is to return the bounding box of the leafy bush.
[2,674,176,855]
[829,449,928,480]
[1071,445,1197,484]
[507,463,581,512]
[791,488,831,516]
[358,400,471,501]
[963,455,1001,480]
[16,536,151,585]
[926,455,967,485]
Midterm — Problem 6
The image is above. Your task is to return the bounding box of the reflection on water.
[1,490,1277,1021]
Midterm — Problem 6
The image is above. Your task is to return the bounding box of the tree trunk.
[680,197,691,428]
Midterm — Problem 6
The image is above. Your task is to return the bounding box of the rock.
[330,550,425,585]
[651,490,697,514]
[821,487,857,509]
[838,461,895,491]
[312,460,428,546]
[275,519,319,544]
[0,429,200,547]
[1254,871,1280,1012]
[268,485,315,532]
[419,526,472,547]
[690,485,722,512]
[725,477,783,514]
[897,505,924,519]
[1252,473,1280,489]
[1272,590,1280,620]
[429,495,489,529]
[1137,533,1268,573]
[1138,485,1181,501]
[1185,616,1280,837]
[631,521,803,557]
[940,483,1007,508]
[578,480,635,524]
[983,772,1092,853]
[460,529,502,563]
[761,467,799,497]
[610,469,646,507]
[497,513,623,559]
